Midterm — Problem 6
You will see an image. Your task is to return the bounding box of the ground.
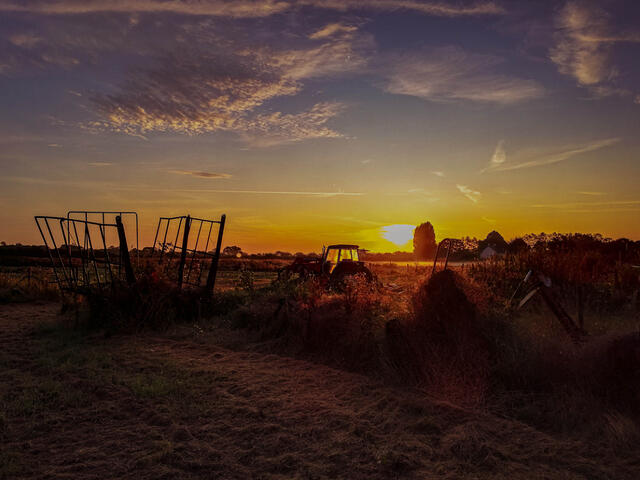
[1,302,637,479]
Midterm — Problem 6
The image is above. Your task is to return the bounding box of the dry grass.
[0,269,59,304]
[2,302,640,479]
[2,248,640,477]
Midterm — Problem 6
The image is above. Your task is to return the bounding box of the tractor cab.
[280,243,372,286]
[322,244,360,274]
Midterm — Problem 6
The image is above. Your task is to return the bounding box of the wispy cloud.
[576,191,606,196]
[490,139,506,166]
[87,25,370,144]
[457,184,481,203]
[171,189,363,197]
[532,200,640,212]
[303,0,505,17]
[550,2,640,98]
[309,23,358,40]
[381,46,544,104]
[0,0,291,17]
[431,170,445,177]
[87,162,112,167]
[169,170,232,179]
[0,175,363,196]
[485,137,620,172]
[0,0,505,18]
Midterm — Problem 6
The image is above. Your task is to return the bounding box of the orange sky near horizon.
[1,0,640,253]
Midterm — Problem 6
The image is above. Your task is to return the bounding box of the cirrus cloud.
[169,170,232,179]
[485,137,620,172]
[87,25,371,145]
[457,184,481,203]
[550,1,640,99]
[381,46,544,104]
[0,0,505,18]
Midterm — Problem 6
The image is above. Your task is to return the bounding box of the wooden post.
[115,216,136,285]
[205,214,226,296]
[177,215,191,288]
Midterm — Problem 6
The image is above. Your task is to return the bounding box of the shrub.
[386,270,490,406]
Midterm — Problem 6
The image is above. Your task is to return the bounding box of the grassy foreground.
[1,298,639,479]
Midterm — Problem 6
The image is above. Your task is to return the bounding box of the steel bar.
[116,216,136,285]
[205,214,226,295]
[34,217,63,290]
[196,221,215,286]
[176,215,191,288]
[186,218,203,285]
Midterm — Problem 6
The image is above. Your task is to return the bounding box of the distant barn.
[478,230,508,259]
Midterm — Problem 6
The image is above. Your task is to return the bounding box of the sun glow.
[381,224,415,247]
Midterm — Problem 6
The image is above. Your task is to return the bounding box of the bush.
[385,270,490,406]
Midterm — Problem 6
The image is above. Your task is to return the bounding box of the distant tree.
[0,241,5,247]
[222,245,243,257]
[508,237,528,254]
[413,222,437,260]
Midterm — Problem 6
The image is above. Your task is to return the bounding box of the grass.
[4,248,640,470]
[0,269,59,303]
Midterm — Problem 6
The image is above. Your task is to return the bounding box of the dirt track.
[1,303,637,479]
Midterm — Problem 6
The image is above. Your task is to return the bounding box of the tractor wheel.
[329,263,374,290]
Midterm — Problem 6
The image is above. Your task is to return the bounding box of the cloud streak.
[0,0,505,17]
[457,184,481,203]
[485,138,620,172]
[88,23,370,144]
[169,170,232,179]
[0,0,291,17]
[490,139,506,166]
[550,1,640,97]
[381,46,544,104]
[0,175,363,197]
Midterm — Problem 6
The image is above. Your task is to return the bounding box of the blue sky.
[1,0,639,251]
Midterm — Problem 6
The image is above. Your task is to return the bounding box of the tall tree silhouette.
[413,222,437,260]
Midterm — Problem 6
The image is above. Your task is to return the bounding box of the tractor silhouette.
[280,244,373,287]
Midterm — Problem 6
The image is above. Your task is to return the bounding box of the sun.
[381,224,415,247]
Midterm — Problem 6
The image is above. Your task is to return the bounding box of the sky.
[1,0,639,253]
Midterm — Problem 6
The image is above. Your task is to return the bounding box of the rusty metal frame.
[511,269,587,343]
[152,214,226,295]
[431,238,454,275]
[34,215,135,293]
[67,211,139,266]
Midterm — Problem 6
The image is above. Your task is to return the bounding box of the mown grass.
[0,270,59,304]
[12,248,639,450]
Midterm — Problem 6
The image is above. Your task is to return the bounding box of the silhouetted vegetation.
[413,222,437,260]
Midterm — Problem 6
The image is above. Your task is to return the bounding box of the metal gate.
[152,214,226,294]
[34,214,135,292]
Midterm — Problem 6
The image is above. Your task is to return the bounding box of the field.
[1,246,640,479]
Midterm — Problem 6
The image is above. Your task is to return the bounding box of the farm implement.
[280,244,374,288]
[34,210,226,297]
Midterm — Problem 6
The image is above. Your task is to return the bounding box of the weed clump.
[79,271,246,333]
[386,270,489,406]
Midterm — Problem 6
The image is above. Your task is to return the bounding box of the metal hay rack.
[35,210,226,297]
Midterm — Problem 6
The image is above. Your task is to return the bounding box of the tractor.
[280,244,374,287]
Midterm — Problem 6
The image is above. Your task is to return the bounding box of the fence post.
[205,214,226,296]
[115,216,136,285]
[177,215,191,288]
